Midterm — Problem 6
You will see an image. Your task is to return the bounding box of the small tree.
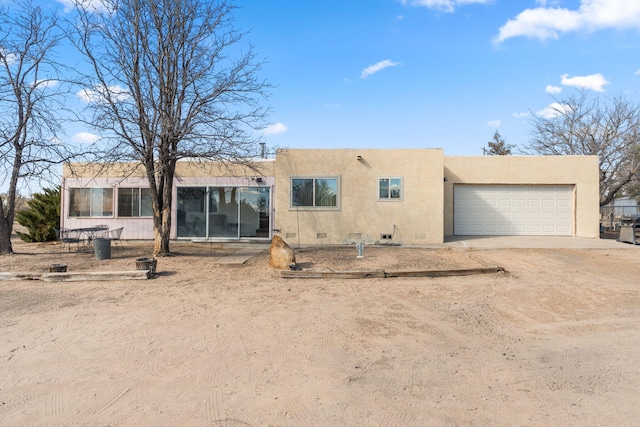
[70,0,271,256]
[527,90,640,206]
[484,131,514,155]
[16,186,60,242]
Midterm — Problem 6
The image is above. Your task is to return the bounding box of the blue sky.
[10,0,640,158]
[228,0,640,155]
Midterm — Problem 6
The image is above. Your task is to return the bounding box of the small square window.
[378,177,402,201]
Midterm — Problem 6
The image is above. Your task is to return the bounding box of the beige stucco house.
[61,149,600,244]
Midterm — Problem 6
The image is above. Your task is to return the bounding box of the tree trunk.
[153,203,172,256]
[0,216,13,255]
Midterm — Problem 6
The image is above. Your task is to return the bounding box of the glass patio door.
[177,186,270,239]
[208,187,239,238]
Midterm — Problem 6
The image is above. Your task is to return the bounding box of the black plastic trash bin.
[94,238,112,260]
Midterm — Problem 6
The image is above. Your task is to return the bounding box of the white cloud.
[77,85,130,103]
[537,102,573,119]
[635,69,640,75]
[401,0,490,13]
[263,122,288,135]
[560,73,609,92]
[495,0,640,43]
[545,84,563,94]
[487,120,501,128]
[513,112,531,118]
[72,132,100,144]
[34,79,59,89]
[56,0,108,13]
[360,60,400,79]
[0,49,18,65]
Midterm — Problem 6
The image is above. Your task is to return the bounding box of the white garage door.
[454,185,574,236]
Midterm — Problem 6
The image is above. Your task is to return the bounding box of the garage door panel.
[454,185,573,236]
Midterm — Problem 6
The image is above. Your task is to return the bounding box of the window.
[379,178,402,200]
[69,188,113,217]
[291,177,339,208]
[118,188,153,217]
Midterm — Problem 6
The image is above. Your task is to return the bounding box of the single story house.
[61,149,600,244]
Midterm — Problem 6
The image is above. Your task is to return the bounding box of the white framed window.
[378,177,402,201]
[291,177,340,209]
[68,188,113,217]
[117,188,153,217]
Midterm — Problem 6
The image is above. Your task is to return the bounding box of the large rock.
[269,235,296,269]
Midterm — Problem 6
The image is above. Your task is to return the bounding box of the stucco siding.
[275,149,445,245]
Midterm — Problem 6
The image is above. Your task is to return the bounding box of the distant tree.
[69,0,271,256]
[484,131,514,155]
[0,1,73,254]
[16,186,60,242]
[527,90,640,206]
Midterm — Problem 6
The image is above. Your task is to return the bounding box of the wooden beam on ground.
[280,270,386,279]
[384,266,505,278]
[41,270,151,282]
[0,272,43,281]
[280,267,505,279]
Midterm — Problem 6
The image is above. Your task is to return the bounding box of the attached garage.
[454,184,574,236]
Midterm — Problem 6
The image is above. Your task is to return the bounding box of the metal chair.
[106,227,124,250]
[55,228,82,252]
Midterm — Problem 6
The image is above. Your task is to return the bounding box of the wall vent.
[415,233,427,240]
[380,234,392,240]
[285,233,297,239]
[317,232,327,239]
[348,233,362,240]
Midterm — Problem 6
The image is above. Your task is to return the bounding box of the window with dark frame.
[68,188,113,217]
[291,177,339,208]
[117,188,153,217]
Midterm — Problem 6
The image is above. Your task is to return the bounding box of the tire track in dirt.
[51,308,95,360]
[83,387,131,415]
[321,321,353,374]
[45,389,65,417]
[284,396,315,427]
[380,410,424,427]
[205,389,226,424]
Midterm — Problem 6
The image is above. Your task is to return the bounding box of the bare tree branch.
[68,0,271,255]
[527,90,640,206]
[0,0,77,254]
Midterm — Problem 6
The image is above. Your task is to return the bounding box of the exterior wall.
[443,156,600,238]
[274,149,445,245]
[61,160,275,240]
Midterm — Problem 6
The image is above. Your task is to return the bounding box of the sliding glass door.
[177,186,270,239]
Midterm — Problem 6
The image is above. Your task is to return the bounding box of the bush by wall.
[16,186,61,242]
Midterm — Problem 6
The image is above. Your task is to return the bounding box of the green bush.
[16,186,61,242]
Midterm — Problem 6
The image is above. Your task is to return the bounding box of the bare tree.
[484,130,514,155]
[527,90,640,206]
[0,1,69,254]
[69,0,271,256]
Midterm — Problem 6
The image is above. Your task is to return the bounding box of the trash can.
[618,215,640,244]
[136,257,157,276]
[94,238,111,260]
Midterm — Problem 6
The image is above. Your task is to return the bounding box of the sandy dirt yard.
[0,238,639,426]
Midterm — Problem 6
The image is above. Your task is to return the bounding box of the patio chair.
[55,228,82,252]
[95,225,110,238]
[106,227,124,250]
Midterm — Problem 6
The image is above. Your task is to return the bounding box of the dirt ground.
[0,238,639,426]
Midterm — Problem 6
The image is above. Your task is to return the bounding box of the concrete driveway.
[443,235,639,249]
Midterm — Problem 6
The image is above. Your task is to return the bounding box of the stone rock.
[269,235,296,269]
